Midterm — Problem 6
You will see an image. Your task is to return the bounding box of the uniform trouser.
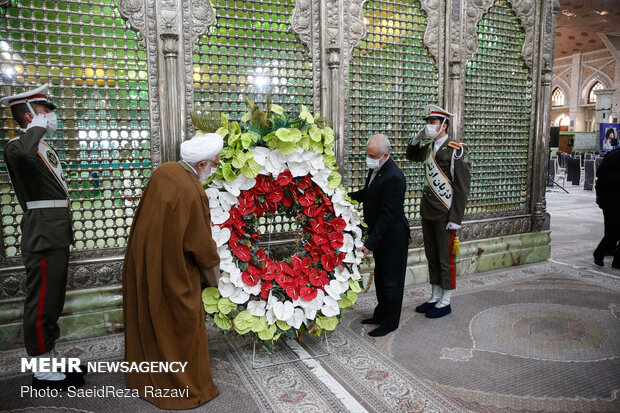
[594,209,620,263]
[422,218,457,291]
[371,231,409,330]
[22,247,69,356]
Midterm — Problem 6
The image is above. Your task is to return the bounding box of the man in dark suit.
[1,84,84,390]
[406,105,470,318]
[349,134,410,337]
[593,147,620,268]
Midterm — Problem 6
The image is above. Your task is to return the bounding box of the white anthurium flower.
[321,295,340,317]
[237,174,256,191]
[324,279,347,300]
[223,180,241,197]
[354,237,364,249]
[242,280,262,296]
[205,188,221,209]
[287,161,310,177]
[266,151,286,176]
[217,246,231,260]
[340,233,354,253]
[218,277,235,298]
[343,251,357,265]
[209,178,224,189]
[220,257,237,274]
[314,289,325,307]
[310,155,325,171]
[265,307,276,325]
[303,306,318,320]
[212,226,231,247]
[251,147,270,166]
[229,267,243,287]
[218,191,238,211]
[333,265,350,282]
[286,307,305,329]
[229,287,250,304]
[247,300,266,317]
[273,300,294,321]
[350,265,362,280]
[210,207,230,225]
[285,147,304,163]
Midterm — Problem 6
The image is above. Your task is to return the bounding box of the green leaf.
[240,158,260,178]
[338,296,353,309]
[309,139,323,152]
[308,125,322,142]
[257,323,277,340]
[241,109,252,123]
[275,128,302,143]
[231,152,249,169]
[277,139,299,155]
[349,279,362,293]
[214,313,232,330]
[217,297,236,315]
[233,311,257,335]
[241,131,260,149]
[202,287,221,314]
[328,171,342,189]
[347,290,358,304]
[216,126,229,138]
[323,154,336,168]
[276,320,291,331]
[300,105,314,124]
[221,163,237,182]
[270,104,284,116]
[316,316,338,331]
[298,135,311,151]
[323,127,335,145]
[221,113,229,129]
[251,316,268,333]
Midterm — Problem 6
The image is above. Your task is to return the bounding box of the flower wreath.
[199,99,364,343]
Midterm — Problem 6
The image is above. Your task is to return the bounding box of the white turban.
[180,132,223,164]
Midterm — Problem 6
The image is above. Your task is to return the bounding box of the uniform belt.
[26,200,68,209]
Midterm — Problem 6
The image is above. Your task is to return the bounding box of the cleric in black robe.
[349,134,410,337]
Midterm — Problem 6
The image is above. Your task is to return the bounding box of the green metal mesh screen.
[193,0,313,234]
[348,0,438,221]
[463,0,532,214]
[193,0,313,121]
[0,0,150,257]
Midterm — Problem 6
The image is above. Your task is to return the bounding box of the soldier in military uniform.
[1,84,84,390]
[406,105,471,318]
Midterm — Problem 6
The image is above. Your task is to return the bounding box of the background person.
[593,147,620,269]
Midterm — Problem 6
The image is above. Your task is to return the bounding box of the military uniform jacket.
[406,136,471,224]
[4,126,72,252]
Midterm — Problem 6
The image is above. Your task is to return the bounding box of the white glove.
[446,222,461,230]
[409,127,426,145]
[26,114,47,131]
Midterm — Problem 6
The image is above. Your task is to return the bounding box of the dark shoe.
[361,318,381,325]
[426,304,451,319]
[594,255,604,267]
[415,301,437,314]
[368,325,396,337]
[32,372,85,392]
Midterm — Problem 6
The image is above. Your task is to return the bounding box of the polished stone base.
[0,231,550,351]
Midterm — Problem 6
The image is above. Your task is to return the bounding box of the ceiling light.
[561,10,577,17]
[594,10,608,15]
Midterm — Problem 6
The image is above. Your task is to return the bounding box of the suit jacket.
[595,147,620,211]
[4,126,72,252]
[406,136,471,224]
[349,157,409,251]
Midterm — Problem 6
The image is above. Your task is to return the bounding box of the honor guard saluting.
[1,84,85,390]
[406,105,471,318]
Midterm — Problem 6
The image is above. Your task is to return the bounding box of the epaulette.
[447,141,462,150]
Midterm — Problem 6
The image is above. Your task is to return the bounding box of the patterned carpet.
[1,189,619,412]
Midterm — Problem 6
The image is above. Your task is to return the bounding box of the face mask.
[425,123,441,139]
[366,155,383,170]
[44,112,58,135]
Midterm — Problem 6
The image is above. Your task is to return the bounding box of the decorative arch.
[580,75,612,105]
[551,76,570,107]
[553,113,569,127]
